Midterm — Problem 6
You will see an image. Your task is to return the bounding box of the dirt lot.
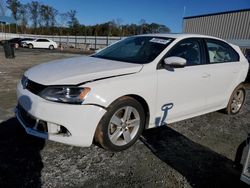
[0,47,249,188]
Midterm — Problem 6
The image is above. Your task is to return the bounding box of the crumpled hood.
[25,56,143,85]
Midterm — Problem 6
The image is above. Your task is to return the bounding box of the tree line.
[6,0,171,36]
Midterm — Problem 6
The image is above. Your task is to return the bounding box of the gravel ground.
[0,47,249,188]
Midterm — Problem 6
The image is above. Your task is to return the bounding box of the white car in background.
[16,34,249,151]
[22,38,58,50]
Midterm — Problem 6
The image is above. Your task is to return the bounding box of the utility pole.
[182,6,186,33]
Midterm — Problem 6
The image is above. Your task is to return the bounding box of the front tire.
[94,97,145,151]
[225,84,246,115]
[28,44,33,49]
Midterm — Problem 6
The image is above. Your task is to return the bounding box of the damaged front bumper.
[16,82,106,147]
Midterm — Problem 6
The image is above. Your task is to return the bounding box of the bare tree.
[67,10,79,34]
[27,1,40,32]
[18,3,28,33]
[59,12,68,28]
[39,5,50,27]
[6,0,21,20]
[49,7,58,28]
[57,12,68,37]
[67,10,79,27]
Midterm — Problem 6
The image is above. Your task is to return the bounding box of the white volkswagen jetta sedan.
[16,34,249,151]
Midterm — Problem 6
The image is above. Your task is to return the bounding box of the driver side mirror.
[164,56,187,68]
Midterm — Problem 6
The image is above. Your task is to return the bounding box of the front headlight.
[39,86,91,104]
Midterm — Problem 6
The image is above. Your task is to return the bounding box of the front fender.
[82,71,157,125]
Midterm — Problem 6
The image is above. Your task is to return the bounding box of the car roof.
[9,38,21,41]
[21,38,36,41]
[139,33,223,40]
[20,38,34,40]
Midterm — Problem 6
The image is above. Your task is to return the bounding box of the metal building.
[183,9,250,52]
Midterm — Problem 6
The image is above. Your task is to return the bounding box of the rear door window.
[205,39,239,63]
[37,39,49,42]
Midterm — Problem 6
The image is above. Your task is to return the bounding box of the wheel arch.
[108,94,150,130]
[93,94,150,151]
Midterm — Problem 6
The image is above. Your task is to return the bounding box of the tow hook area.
[16,105,71,136]
[47,122,71,136]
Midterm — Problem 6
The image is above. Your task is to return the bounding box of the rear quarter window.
[205,39,239,64]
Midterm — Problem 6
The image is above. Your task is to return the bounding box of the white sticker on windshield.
[150,38,171,45]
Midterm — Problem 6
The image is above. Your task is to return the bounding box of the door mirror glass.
[164,56,187,68]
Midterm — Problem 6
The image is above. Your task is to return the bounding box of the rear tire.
[225,84,246,115]
[49,45,54,50]
[94,97,145,151]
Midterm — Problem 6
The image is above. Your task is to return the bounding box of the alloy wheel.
[108,106,140,146]
[231,89,245,113]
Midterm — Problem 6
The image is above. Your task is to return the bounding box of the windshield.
[92,36,174,64]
